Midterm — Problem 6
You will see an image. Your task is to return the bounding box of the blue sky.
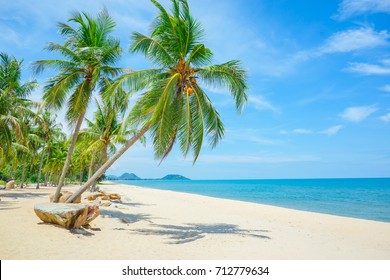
[1,0,389,179]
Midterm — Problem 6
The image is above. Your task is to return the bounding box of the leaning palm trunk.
[53,112,85,202]
[66,126,149,203]
[36,142,46,189]
[90,142,108,192]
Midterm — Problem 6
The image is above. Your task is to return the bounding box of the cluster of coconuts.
[186,77,197,95]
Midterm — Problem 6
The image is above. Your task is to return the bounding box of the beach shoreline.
[0,182,389,260]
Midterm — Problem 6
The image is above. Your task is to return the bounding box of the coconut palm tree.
[43,133,68,187]
[0,53,37,164]
[66,0,248,202]
[18,119,41,188]
[78,96,146,191]
[33,9,122,202]
[35,109,62,188]
[68,147,88,184]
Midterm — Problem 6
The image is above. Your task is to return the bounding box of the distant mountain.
[161,174,190,180]
[118,172,141,180]
[106,173,190,180]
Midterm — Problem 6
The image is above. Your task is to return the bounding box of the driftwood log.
[34,203,99,229]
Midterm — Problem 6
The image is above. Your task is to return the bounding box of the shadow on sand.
[0,200,20,210]
[116,200,155,208]
[130,223,271,244]
[36,222,99,236]
[0,191,48,200]
[100,209,152,224]
[0,191,48,210]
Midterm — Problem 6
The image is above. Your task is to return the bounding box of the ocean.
[115,178,390,222]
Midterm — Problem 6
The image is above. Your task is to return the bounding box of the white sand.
[0,183,389,260]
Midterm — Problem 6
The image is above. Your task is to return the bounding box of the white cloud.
[281,126,344,136]
[280,129,312,135]
[347,61,390,75]
[339,105,378,122]
[293,129,312,134]
[292,27,389,63]
[320,125,344,136]
[319,28,389,54]
[379,112,390,122]
[226,129,283,145]
[0,24,26,49]
[203,84,231,95]
[382,59,390,65]
[380,85,390,92]
[337,0,390,20]
[248,95,279,112]
[199,154,320,164]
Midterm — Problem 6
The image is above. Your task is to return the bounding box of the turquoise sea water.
[115,178,390,222]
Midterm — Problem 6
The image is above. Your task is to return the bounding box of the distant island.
[113,173,141,180]
[106,173,190,181]
[161,174,190,180]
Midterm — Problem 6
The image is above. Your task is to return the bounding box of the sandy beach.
[0,182,389,260]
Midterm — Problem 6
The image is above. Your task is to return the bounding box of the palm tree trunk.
[21,161,26,189]
[55,173,60,186]
[45,172,51,187]
[36,142,46,189]
[44,173,48,187]
[53,112,85,202]
[88,152,95,180]
[10,160,15,179]
[51,174,56,187]
[90,143,108,192]
[44,148,51,186]
[79,163,83,185]
[66,125,149,203]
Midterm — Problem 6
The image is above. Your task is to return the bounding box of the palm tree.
[0,53,37,164]
[35,109,62,189]
[18,118,41,188]
[33,9,122,202]
[43,133,68,187]
[78,97,146,191]
[69,147,88,184]
[66,0,248,202]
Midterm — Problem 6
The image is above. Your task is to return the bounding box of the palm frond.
[150,73,180,158]
[101,39,122,65]
[102,68,165,102]
[186,44,213,67]
[32,59,79,75]
[66,79,92,123]
[130,32,175,66]
[44,42,80,62]
[177,89,192,156]
[193,84,224,148]
[198,60,248,112]
[43,71,82,110]
[189,86,205,163]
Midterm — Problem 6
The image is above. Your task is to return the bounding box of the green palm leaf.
[198,60,248,112]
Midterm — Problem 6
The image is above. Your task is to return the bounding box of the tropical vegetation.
[32,8,123,201]
[0,0,248,201]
